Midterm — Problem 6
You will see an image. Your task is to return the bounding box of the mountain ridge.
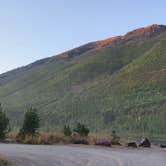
[1,24,165,77]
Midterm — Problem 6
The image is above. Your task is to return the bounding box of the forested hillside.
[0,24,165,137]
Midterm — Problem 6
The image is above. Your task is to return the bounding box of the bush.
[63,125,72,136]
[74,123,89,136]
[0,103,10,139]
[111,130,120,144]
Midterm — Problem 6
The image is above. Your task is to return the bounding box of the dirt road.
[0,144,165,166]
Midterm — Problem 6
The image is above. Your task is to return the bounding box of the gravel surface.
[0,144,165,166]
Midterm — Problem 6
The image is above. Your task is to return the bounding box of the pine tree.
[20,107,40,137]
[0,103,9,139]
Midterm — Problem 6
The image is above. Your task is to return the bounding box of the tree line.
[0,103,90,140]
[0,104,40,139]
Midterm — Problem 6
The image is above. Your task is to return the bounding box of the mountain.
[0,24,166,136]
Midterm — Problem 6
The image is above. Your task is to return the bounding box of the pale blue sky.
[0,0,165,73]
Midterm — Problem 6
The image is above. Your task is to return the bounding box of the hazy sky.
[0,0,165,73]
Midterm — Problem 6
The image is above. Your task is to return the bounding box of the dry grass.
[5,131,122,147]
[6,131,19,142]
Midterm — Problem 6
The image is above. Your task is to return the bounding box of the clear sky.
[0,0,165,74]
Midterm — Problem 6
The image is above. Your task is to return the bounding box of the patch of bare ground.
[0,155,14,166]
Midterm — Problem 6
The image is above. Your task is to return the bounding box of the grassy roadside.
[5,131,117,145]
[5,131,166,147]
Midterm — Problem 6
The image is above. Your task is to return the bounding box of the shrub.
[63,125,72,136]
[73,123,89,136]
[111,130,120,144]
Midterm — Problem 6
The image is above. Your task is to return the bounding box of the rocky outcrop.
[139,138,151,148]
[160,144,166,148]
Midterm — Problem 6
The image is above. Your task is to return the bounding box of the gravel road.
[0,144,165,166]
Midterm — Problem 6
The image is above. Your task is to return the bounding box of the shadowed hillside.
[0,24,166,137]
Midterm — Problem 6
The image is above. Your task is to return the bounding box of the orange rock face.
[96,36,121,46]
[55,24,166,60]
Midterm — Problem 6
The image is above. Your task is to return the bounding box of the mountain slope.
[0,24,166,136]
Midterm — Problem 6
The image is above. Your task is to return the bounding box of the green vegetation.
[0,104,9,139]
[0,25,165,138]
[19,107,40,138]
[111,130,120,144]
[63,125,72,136]
[74,123,90,136]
